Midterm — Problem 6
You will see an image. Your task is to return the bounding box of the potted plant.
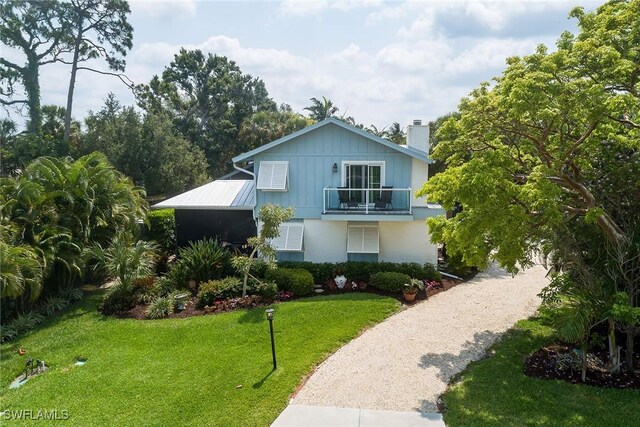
[403,279,424,302]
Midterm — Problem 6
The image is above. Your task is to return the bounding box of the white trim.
[271,222,304,251]
[257,161,288,191]
[347,224,379,253]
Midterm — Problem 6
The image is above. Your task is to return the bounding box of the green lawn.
[1,292,398,426]
[442,317,640,427]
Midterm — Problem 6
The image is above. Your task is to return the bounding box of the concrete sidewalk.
[271,405,444,427]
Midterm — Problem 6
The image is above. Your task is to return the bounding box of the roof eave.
[232,117,434,164]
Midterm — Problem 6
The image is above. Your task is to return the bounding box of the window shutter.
[257,161,288,190]
[271,223,304,251]
[347,225,379,253]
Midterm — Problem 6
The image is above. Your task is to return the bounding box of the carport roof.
[153,180,255,210]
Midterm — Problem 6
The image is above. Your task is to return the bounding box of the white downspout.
[233,162,255,177]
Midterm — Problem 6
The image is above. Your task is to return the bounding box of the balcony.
[322,187,412,215]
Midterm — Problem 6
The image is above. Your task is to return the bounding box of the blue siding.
[348,253,379,262]
[254,123,413,219]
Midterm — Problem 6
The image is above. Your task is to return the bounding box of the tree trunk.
[608,318,620,373]
[626,323,635,371]
[581,340,588,382]
[64,25,83,143]
[24,53,41,135]
[241,247,259,298]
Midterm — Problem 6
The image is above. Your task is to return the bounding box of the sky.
[3,0,603,130]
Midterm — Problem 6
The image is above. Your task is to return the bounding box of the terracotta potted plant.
[403,279,424,302]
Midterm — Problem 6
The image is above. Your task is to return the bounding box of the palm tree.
[86,233,158,288]
[366,124,388,138]
[0,240,43,301]
[304,96,339,121]
[386,122,405,145]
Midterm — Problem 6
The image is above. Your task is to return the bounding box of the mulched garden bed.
[524,343,640,389]
[116,277,463,320]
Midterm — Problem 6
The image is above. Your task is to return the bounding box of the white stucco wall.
[379,220,438,265]
[303,219,348,263]
[411,158,429,207]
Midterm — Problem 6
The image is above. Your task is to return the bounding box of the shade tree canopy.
[136,49,276,177]
[417,0,640,372]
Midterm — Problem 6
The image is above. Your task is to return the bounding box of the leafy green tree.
[60,0,133,143]
[0,118,18,176]
[417,0,640,370]
[0,0,69,134]
[81,95,210,196]
[232,204,294,297]
[428,112,460,177]
[137,49,276,177]
[304,96,339,121]
[238,107,312,152]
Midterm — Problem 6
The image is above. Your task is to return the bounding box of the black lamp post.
[265,308,277,370]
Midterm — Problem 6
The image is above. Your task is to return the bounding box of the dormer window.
[257,161,288,191]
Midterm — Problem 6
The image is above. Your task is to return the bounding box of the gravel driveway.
[291,263,549,413]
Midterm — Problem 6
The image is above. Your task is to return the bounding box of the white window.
[347,224,379,253]
[257,161,288,191]
[271,223,304,251]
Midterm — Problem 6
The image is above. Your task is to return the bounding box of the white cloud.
[444,38,541,74]
[376,37,453,72]
[279,0,382,16]
[130,0,197,19]
[279,0,329,16]
[2,0,589,132]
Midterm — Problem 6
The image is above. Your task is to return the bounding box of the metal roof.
[153,180,255,210]
[232,118,434,164]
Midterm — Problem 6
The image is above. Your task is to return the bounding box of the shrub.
[445,252,473,277]
[146,296,175,319]
[197,277,242,307]
[248,259,270,279]
[39,296,69,316]
[197,277,277,308]
[152,276,179,298]
[176,238,232,284]
[203,295,264,314]
[423,263,442,281]
[369,271,412,293]
[133,276,156,293]
[162,261,191,290]
[59,287,83,302]
[0,311,45,343]
[99,283,138,315]
[142,209,176,253]
[266,268,314,296]
[277,261,334,283]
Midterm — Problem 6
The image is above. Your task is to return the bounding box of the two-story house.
[156,118,444,264]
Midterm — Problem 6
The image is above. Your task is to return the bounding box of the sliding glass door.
[344,162,383,203]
